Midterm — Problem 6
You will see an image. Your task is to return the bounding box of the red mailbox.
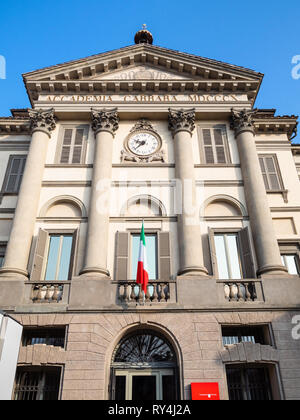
[191,383,220,400]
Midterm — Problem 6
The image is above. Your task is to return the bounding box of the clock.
[127,131,161,157]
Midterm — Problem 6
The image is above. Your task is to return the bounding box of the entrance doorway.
[111,329,179,401]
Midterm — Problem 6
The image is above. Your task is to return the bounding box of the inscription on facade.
[41,94,246,103]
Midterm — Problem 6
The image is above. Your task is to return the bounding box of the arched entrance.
[110,329,179,401]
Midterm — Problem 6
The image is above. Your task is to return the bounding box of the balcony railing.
[221,280,262,302]
[25,282,71,304]
[117,281,171,305]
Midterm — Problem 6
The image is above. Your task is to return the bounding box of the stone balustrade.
[118,281,170,304]
[223,281,258,302]
[29,282,70,304]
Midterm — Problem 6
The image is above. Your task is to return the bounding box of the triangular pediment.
[23,44,263,104]
[24,44,263,82]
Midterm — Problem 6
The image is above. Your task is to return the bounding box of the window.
[57,125,89,164]
[0,243,6,268]
[1,155,26,194]
[259,155,283,191]
[214,233,242,279]
[22,327,66,348]
[222,326,270,347]
[115,231,171,282]
[209,228,255,279]
[279,243,300,275]
[131,234,158,280]
[198,126,231,164]
[281,254,299,275]
[44,234,74,281]
[14,367,61,401]
[226,365,273,401]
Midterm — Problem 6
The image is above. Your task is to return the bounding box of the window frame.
[258,154,287,202]
[22,327,67,349]
[198,124,232,165]
[129,230,159,281]
[279,241,300,276]
[209,228,253,280]
[41,229,78,281]
[222,325,272,347]
[55,124,89,165]
[0,242,7,268]
[226,364,274,401]
[13,366,63,401]
[0,155,27,201]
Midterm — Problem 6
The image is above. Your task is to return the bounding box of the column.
[231,108,287,276]
[80,108,119,277]
[0,108,56,278]
[168,108,208,276]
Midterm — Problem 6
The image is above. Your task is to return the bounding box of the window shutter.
[60,129,73,164]
[214,129,226,164]
[238,227,255,278]
[5,156,26,193]
[202,129,215,163]
[259,157,269,189]
[265,157,280,190]
[159,232,171,280]
[31,229,49,281]
[72,129,84,164]
[259,156,281,191]
[208,228,218,277]
[115,232,129,281]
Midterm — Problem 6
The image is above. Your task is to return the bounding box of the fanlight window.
[114,330,176,364]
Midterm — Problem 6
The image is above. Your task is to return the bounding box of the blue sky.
[0,0,299,142]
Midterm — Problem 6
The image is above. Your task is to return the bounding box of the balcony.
[24,281,71,305]
[116,280,176,305]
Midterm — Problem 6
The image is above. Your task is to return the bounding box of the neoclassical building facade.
[0,28,300,400]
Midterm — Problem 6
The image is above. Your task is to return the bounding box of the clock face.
[128,132,160,156]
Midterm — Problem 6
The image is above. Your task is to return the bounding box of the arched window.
[111,329,179,401]
[114,330,176,364]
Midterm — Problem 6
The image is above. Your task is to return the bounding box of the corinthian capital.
[230,108,257,137]
[29,108,57,137]
[91,108,119,137]
[168,108,196,137]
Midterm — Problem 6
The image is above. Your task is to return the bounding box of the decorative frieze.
[168,108,196,137]
[230,108,257,137]
[91,108,119,136]
[28,108,57,136]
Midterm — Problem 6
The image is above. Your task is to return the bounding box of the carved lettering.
[41,94,245,103]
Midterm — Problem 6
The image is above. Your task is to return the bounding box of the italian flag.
[136,222,149,294]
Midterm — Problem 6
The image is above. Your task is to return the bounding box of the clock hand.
[135,140,146,149]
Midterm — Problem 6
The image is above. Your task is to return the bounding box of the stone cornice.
[0,118,31,135]
[25,80,259,102]
[23,44,263,81]
[254,117,298,141]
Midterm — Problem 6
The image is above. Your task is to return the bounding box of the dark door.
[132,376,156,400]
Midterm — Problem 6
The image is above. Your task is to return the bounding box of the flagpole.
[142,218,145,305]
